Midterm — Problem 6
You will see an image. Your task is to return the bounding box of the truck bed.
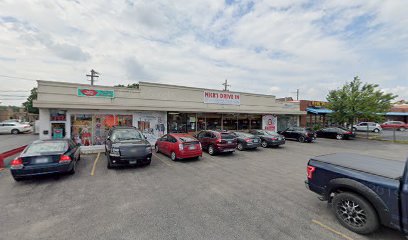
[311,153,405,180]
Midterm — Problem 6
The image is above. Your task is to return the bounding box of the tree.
[22,87,39,114]
[114,83,139,89]
[326,76,397,129]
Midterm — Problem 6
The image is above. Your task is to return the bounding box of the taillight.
[10,158,23,169]
[59,155,72,163]
[216,138,221,144]
[179,144,184,151]
[245,138,251,142]
[307,166,316,179]
[199,142,202,149]
[271,137,277,140]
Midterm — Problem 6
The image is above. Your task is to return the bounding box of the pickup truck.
[305,152,408,235]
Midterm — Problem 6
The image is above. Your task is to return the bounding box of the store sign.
[77,88,115,98]
[203,91,240,105]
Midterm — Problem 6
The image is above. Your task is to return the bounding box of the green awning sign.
[77,88,115,98]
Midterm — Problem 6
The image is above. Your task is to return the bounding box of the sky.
[0,0,407,106]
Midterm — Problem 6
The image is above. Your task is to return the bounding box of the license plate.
[129,160,137,164]
[253,139,259,143]
[35,157,49,164]
[189,145,195,150]
[227,140,232,144]
[130,148,139,153]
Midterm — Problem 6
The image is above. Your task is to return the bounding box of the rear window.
[235,132,253,138]
[25,142,67,154]
[111,129,144,141]
[220,133,235,139]
[179,137,197,143]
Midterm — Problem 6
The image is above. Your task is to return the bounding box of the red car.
[154,133,202,161]
[380,121,408,131]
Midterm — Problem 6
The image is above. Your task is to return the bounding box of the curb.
[0,145,27,168]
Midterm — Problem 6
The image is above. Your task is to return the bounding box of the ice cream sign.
[203,90,240,105]
[77,88,115,98]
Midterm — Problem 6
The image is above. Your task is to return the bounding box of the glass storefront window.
[205,113,221,131]
[223,114,238,131]
[71,114,93,146]
[168,113,187,133]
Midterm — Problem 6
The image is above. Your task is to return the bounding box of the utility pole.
[291,89,299,100]
[222,79,230,91]
[86,69,99,86]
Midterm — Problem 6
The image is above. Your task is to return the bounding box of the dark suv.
[279,127,316,143]
[105,127,152,168]
[195,130,237,155]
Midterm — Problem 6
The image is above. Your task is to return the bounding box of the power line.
[0,74,38,81]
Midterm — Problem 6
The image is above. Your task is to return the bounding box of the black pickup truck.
[305,153,408,235]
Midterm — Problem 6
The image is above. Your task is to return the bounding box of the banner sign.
[262,115,278,132]
[203,91,240,105]
[77,88,115,98]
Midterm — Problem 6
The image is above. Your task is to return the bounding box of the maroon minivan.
[195,130,237,155]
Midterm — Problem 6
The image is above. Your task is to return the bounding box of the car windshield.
[25,141,68,154]
[235,132,253,137]
[264,131,278,135]
[111,129,144,141]
[220,133,235,139]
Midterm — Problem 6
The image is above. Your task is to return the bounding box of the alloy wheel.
[171,152,176,161]
[298,136,305,143]
[208,146,215,155]
[261,141,267,148]
[336,199,367,228]
[237,143,243,151]
[336,134,343,140]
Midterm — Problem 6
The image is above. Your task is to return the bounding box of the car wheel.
[237,143,244,151]
[399,127,406,132]
[261,141,268,148]
[155,145,160,153]
[336,134,343,140]
[208,145,215,155]
[170,152,177,161]
[11,129,19,135]
[373,128,380,133]
[298,136,305,143]
[107,158,113,169]
[13,176,23,182]
[332,192,379,234]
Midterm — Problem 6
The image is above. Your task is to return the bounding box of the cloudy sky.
[0,0,407,106]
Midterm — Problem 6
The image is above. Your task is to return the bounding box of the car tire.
[261,141,268,148]
[332,192,379,235]
[298,136,305,143]
[170,152,177,161]
[237,143,244,151]
[399,127,406,132]
[11,129,19,135]
[107,158,113,169]
[155,145,160,153]
[373,128,380,133]
[336,134,343,140]
[13,176,23,182]
[208,145,216,155]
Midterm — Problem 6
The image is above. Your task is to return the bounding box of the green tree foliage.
[326,76,397,127]
[114,83,139,89]
[22,87,39,114]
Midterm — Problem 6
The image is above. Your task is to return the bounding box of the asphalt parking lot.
[0,139,407,240]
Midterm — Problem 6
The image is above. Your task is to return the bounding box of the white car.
[0,122,32,134]
[352,122,382,133]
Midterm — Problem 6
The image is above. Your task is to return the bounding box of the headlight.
[145,146,152,154]
[110,147,120,156]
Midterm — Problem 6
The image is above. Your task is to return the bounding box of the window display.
[71,114,93,146]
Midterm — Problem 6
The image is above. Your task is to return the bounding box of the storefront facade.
[34,81,303,146]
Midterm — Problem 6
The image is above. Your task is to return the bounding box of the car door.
[167,136,177,155]
[160,135,170,155]
[0,123,5,133]
[357,122,367,131]
[198,131,210,149]
[284,128,294,139]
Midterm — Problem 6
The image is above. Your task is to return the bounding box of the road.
[0,133,38,153]
[0,139,406,240]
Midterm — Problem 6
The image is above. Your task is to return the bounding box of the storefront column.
[309,114,312,127]
[39,108,51,140]
[221,114,224,131]
[236,115,239,130]
[65,111,71,139]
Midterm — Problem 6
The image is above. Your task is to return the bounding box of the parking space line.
[312,219,354,240]
[90,153,101,176]
[152,153,173,167]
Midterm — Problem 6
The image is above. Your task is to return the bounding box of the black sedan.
[279,127,316,143]
[230,132,261,150]
[10,139,80,181]
[105,126,152,168]
[249,130,285,148]
[316,127,355,140]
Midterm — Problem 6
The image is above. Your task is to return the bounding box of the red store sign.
[203,90,240,105]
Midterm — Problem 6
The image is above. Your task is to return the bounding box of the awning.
[385,112,408,116]
[306,107,333,114]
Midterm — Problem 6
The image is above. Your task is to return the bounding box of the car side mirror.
[143,134,147,139]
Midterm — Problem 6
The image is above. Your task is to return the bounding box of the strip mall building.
[34,81,303,146]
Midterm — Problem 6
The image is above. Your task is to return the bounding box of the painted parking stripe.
[90,153,101,176]
[312,219,354,240]
[152,153,173,167]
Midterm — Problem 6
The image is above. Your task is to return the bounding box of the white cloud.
[0,0,407,106]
